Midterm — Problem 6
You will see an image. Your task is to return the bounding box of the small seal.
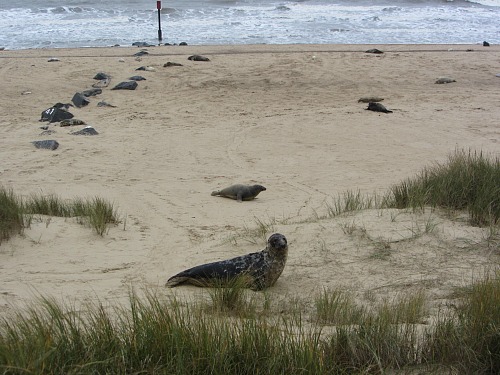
[366,102,393,113]
[435,77,456,84]
[60,119,86,127]
[165,233,288,290]
[365,48,383,54]
[211,184,266,202]
[358,96,384,103]
[188,55,210,61]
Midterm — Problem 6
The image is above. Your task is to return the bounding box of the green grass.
[388,149,500,226]
[422,271,500,374]
[0,186,119,240]
[0,275,496,374]
[0,188,25,245]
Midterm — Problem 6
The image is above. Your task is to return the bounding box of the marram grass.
[0,275,498,374]
[0,186,118,240]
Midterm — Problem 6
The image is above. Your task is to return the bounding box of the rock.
[71,92,90,108]
[179,42,188,46]
[93,72,111,80]
[70,126,99,136]
[32,140,59,150]
[111,81,138,90]
[129,75,147,81]
[47,58,60,62]
[483,41,490,46]
[82,88,102,97]
[134,50,149,57]
[40,106,74,123]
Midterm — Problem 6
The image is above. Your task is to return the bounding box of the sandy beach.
[0,44,499,317]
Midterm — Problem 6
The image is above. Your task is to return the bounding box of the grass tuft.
[388,149,500,226]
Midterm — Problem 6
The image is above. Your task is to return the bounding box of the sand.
[0,44,499,317]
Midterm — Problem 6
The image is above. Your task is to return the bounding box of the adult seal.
[165,233,288,290]
[211,184,266,202]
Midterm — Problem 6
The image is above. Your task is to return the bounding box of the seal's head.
[267,233,287,253]
[252,185,267,194]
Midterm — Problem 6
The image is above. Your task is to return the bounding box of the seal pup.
[358,96,384,103]
[166,233,288,291]
[211,184,266,202]
[366,102,393,113]
[435,77,456,84]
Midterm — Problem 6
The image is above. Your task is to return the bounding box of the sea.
[0,0,499,50]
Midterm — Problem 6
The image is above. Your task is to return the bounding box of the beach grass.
[388,149,500,226]
[0,187,118,239]
[0,273,498,374]
[0,187,25,245]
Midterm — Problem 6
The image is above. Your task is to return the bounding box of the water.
[0,0,499,50]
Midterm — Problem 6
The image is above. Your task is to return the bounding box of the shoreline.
[1,43,498,58]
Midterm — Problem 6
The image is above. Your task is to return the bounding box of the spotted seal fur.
[165,233,288,290]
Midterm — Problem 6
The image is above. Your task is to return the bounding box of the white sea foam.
[0,0,498,49]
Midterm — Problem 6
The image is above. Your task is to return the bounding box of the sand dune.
[0,44,498,316]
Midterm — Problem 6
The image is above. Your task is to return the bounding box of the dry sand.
[0,44,499,317]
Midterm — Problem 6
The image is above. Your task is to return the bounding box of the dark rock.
[164,62,183,67]
[179,42,188,46]
[129,75,147,81]
[71,92,90,108]
[188,55,210,61]
[366,102,393,113]
[70,126,99,136]
[40,125,49,130]
[365,48,384,54]
[111,81,138,90]
[40,106,74,123]
[82,88,102,97]
[32,140,59,150]
[483,41,490,46]
[93,72,111,80]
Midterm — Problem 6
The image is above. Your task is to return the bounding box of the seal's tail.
[165,276,188,287]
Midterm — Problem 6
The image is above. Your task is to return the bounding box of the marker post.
[157,1,162,44]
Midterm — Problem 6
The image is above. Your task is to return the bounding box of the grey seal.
[211,184,266,202]
[435,77,456,84]
[165,233,288,291]
[188,55,210,61]
[358,96,384,103]
[366,102,393,113]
